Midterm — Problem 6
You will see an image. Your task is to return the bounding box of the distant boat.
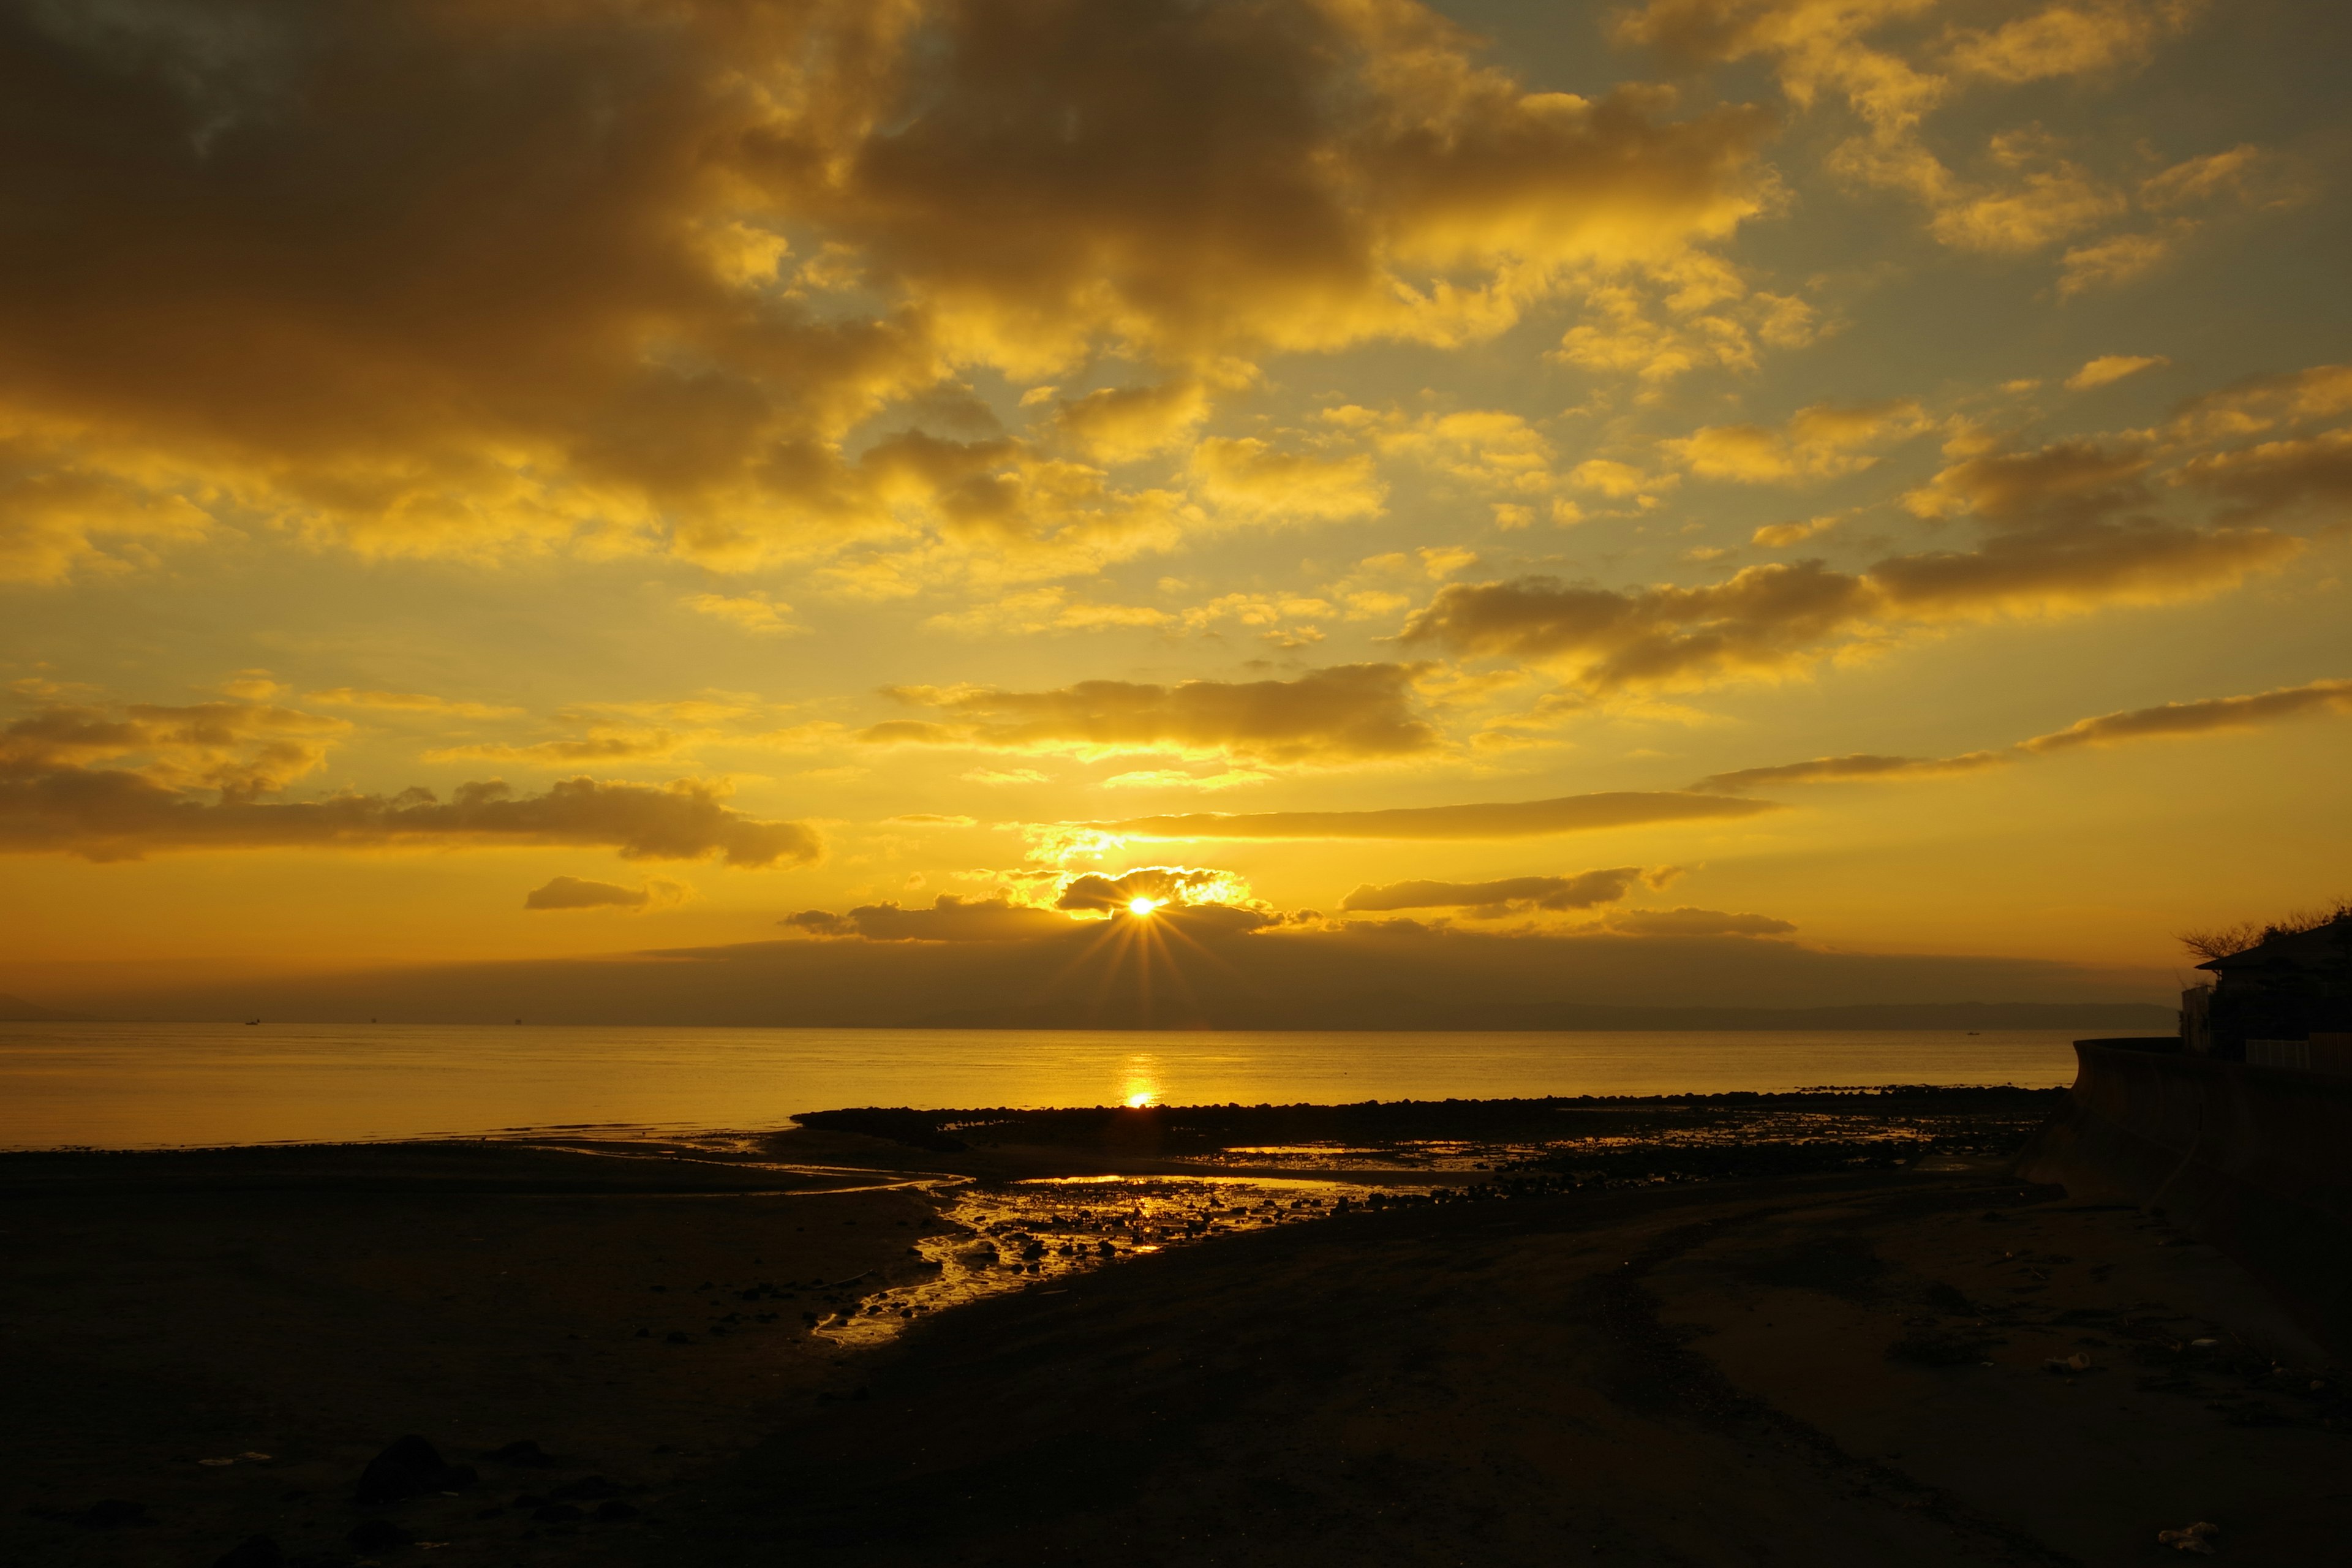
[244,1019,260,1026]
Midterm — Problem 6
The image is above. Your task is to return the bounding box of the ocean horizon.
[0,1020,2087,1150]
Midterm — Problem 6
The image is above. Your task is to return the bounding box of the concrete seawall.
[2017,1041,2352,1357]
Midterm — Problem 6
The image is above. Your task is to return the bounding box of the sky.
[2,0,2348,1020]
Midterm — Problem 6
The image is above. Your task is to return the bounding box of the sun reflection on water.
[1118,1054,1161,1109]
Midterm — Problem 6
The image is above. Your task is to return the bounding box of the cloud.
[1689,676,2352,793]
[2,699,350,799]
[1102,790,1776,842]
[307,689,522,720]
[1400,561,1881,690]
[1924,145,2127,255]
[1751,515,1839,547]
[0,0,1775,581]
[2168,364,2352,440]
[0,750,820,866]
[2016,677,2352,752]
[1945,1,2192,84]
[2057,230,2178,298]
[1597,906,1796,937]
[783,894,1071,943]
[2176,429,2352,519]
[1055,865,1250,912]
[1662,400,1929,483]
[1098,767,1272,792]
[859,664,1440,764]
[1616,0,2200,291]
[1693,751,2012,791]
[523,875,691,912]
[683,593,804,636]
[1186,438,1387,524]
[424,731,685,766]
[1044,382,1214,464]
[1550,274,1820,393]
[1405,433,2300,693]
[1341,864,1676,913]
[2066,354,2168,391]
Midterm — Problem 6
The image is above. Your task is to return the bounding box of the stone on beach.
[353,1434,478,1504]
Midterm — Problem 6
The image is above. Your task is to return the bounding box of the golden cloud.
[1598,906,1796,937]
[1617,0,2210,295]
[783,894,1071,943]
[2016,677,2352,753]
[2176,429,2352,519]
[0,0,1774,581]
[424,731,686,766]
[683,593,805,636]
[1186,438,1387,524]
[1662,399,1928,483]
[1044,382,1215,465]
[858,663,1441,764]
[2,699,350,799]
[1341,864,1676,913]
[307,689,524,720]
[523,875,692,912]
[1101,790,1776,841]
[1407,430,2299,692]
[0,771,820,866]
[2065,354,2168,391]
[1693,750,2011,791]
[2057,229,2179,298]
[1690,675,2352,791]
[1055,865,1251,913]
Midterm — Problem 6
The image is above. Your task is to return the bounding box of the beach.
[6,1093,2346,1567]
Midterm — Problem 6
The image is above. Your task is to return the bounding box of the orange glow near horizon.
[0,0,2345,1017]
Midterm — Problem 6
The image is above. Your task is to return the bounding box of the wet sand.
[6,1098,2346,1567]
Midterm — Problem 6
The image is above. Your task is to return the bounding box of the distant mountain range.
[899,1000,2177,1032]
[0,992,96,1022]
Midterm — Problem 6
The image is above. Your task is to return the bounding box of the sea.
[0,1021,2086,1150]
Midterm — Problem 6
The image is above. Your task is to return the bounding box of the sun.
[1127,896,1162,916]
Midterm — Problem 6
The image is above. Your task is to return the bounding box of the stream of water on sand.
[0,1022,2083,1148]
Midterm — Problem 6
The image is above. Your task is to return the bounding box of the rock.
[345,1517,415,1552]
[353,1436,478,1504]
[595,1500,641,1521]
[549,1475,621,1502]
[211,1534,284,1568]
[72,1499,153,1529]
[484,1439,552,1467]
[531,1502,585,1523]
[2157,1520,2221,1554]
[665,1330,692,1344]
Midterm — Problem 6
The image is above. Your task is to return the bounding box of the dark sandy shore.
[5,1096,2346,1567]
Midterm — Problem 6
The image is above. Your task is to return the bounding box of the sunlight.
[1118,1054,1161,1108]
[1127,896,1162,916]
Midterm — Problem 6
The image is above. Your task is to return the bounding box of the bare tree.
[2177,896,2352,961]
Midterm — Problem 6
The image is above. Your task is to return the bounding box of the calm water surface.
[0,1022,2084,1149]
